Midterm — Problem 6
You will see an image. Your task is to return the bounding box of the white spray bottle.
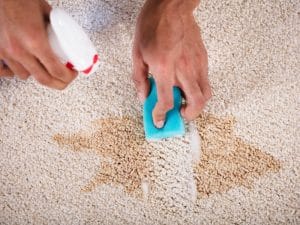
[48,8,99,75]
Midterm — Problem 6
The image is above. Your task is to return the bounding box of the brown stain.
[53,116,152,196]
[194,113,281,198]
[53,113,281,199]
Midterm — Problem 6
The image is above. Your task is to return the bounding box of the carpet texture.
[0,0,299,224]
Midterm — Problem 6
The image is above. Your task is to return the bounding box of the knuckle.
[26,32,44,49]
[186,106,203,120]
[132,74,146,87]
[6,40,22,59]
[197,50,208,66]
[192,94,205,109]
[132,77,143,87]
[156,57,169,70]
[178,56,188,70]
[132,74,141,84]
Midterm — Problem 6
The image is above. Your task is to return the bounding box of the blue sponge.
[143,77,185,141]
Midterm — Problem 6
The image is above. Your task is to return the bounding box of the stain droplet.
[193,113,281,198]
[53,116,152,196]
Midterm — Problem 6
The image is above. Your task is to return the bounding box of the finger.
[132,51,150,102]
[152,79,174,128]
[21,54,69,90]
[31,39,78,84]
[3,58,30,80]
[180,79,206,121]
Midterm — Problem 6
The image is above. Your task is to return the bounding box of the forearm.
[149,0,200,15]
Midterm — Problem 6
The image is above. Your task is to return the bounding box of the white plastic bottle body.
[48,8,99,75]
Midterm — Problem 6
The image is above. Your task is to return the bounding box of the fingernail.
[138,92,145,103]
[156,120,165,129]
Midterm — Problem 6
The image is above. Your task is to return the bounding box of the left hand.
[0,0,77,89]
[132,0,212,128]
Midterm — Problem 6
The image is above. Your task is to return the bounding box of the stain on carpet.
[194,113,281,198]
[53,113,281,199]
[54,117,152,196]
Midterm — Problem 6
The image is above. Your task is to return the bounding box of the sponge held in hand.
[143,77,185,141]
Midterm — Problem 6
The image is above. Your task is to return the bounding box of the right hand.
[0,0,77,89]
[132,0,211,127]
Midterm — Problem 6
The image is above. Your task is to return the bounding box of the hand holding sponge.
[143,77,185,141]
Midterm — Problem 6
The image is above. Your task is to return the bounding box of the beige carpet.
[0,0,299,224]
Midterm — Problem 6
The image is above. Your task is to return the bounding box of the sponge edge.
[143,77,185,141]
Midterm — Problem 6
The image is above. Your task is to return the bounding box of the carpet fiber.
[0,0,299,224]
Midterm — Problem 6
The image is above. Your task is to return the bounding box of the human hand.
[0,0,77,89]
[132,0,212,128]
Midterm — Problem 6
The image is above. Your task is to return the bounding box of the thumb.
[132,52,150,102]
[152,79,174,128]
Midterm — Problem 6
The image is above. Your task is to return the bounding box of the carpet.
[0,0,299,224]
